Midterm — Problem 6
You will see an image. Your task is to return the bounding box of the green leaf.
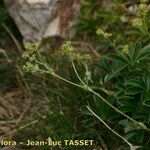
[117,99,135,107]
[99,56,112,73]
[104,74,116,83]
[125,131,137,140]
[125,79,143,89]
[141,92,150,107]
[130,42,142,62]
[83,118,98,128]
[119,105,134,113]
[80,106,93,116]
[138,44,150,61]
[125,86,142,95]
[116,90,124,99]
[108,53,129,64]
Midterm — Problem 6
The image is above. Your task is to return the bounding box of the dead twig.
[0,116,46,140]
[2,23,23,54]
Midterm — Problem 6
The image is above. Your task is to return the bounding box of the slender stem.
[86,106,133,149]
[38,69,83,89]
[1,116,46,140]
[52,73,84,89]
[72,62,86,85]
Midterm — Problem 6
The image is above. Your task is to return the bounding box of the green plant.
[22,38,150,149]
[91,2,150,149]
[21,0,150,149]
[98,41,150,146]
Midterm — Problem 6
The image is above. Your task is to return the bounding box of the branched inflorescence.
[132,0,149,34]
[22,42,39,73]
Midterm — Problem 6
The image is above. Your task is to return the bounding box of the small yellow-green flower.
[137,3,149,17]
[29,54,36,62]
[24,42,39,54]
[140,0,148,3]
[23,62,39,73]
[22,51,30,59]
[76,54,91,65]
[62,41,75,54]
[61,41,91,64]
[61,41,76,61]
[122,44,129,54]
[96,28,112,38]
[132,18,143,28]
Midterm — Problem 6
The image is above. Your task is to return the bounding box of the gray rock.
[5,0,80,41]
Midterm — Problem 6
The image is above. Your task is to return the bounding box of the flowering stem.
[52,73,84,89]
[72,62,86,86]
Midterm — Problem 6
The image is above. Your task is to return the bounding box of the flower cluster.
[137,3,149,17]
[121,44,129,54]
[22,42,39,73]
[61,41,91,65]
[61,41,76,61]
[96,28,112,39]
[132,0,149,30]
[132,18,143,28]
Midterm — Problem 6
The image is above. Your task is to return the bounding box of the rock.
[5,0,80,41]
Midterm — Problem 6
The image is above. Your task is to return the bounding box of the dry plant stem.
[86,106,133,149]
[2,23,22,54]
[0,116,46,140]
[0,48,10,61]
[16,64,33,97]
[16,103,31,125]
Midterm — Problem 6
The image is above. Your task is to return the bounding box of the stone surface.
[5,0,80,41]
